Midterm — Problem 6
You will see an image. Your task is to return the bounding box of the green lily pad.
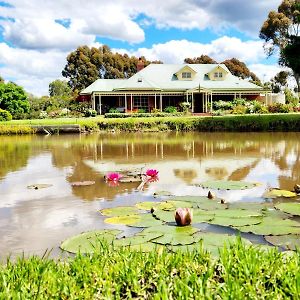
[104,214,141,225]
[167,196,227,210]
[135,201,174,211]
[208,216,262,227]
[128,214,163,228]
[209,209,262,218]
[100,206,139,217]
[142,225,200,246]
[197,180,257,190]
[275,203,300,216]
[27,184,53,190]
[126,242,165,252]
[167,200,194,209]
[228,202,271,212]
[235,217,300,235]
[152,210,175,222]
[169,233,251,256]
[114,232,162,247]
[262,208,291,219]
[60,229,121,254]
[263,189,297,199]
[265,235,300,250]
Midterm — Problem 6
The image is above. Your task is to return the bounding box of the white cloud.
[125,37,265,64]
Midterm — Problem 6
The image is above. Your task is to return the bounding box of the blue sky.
[0,0,285,95]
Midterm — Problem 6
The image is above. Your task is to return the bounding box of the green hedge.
[104,112,183,118]
[98,114,300,132]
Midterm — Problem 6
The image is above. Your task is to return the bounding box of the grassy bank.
[0,241,299,299]
[1,113,300,134]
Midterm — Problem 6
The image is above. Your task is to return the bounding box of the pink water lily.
[175,208,193,226]
[146,169,159,178]
[106,172,122,182]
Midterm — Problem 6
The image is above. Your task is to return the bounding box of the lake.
[0,132,300,257]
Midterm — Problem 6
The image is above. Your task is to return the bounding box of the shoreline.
[1,113,300,135]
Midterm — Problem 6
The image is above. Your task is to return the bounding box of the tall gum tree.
[260,0,300,91]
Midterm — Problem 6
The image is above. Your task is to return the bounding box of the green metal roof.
[80,64,263,94]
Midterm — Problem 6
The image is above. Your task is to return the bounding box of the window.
[182,72,192,79]
[133,95,148,111]
[214,72,223,78]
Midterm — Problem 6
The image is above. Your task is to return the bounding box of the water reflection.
[0,132,300,256]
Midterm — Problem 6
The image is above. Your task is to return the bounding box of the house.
[80,63,270,114]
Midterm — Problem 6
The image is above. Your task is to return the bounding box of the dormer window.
[137,78,142,82]
[214,72,223,78]
[182,72,192,79]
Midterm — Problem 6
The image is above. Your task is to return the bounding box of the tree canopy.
[0,82,30,118]
[62,45,162,92]
[260,0,300,90]
[49,79,72,97]
[184,55,217,64]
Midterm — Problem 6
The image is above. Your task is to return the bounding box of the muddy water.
[0,132,299,257]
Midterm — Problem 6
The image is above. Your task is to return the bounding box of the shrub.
[164,106,177,113]
[180,102,191,114]
[39,111,48,119]
[84,109,97,117]
[232,98,247,106]
[109,108,120,113]
[285,88,299,106]
[268,103,291,113]
[213,100,233,110]
[0,108,12,121]
[232,105,247,115]
[137,108,146,113]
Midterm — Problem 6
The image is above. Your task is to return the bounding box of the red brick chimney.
[137,57,145,72]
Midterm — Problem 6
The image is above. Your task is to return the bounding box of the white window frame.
[182,72,192,79]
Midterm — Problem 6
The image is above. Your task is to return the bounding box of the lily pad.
[152,209,175,223]
[209,209,262,218]
[208,216,262,227]
[70,181,95,186]
[168,196,227,210]
[60,229,121,254]
[275,203,300,216]
[143,225,200,246]
[27,184,53,190]
[100,206,139,217]
[263,188,297,199]
[265,235,300,250]
[104,214,141,225]
[135,201,174,211]
[114,232,162,247]
[235,217,300,235]
[128,214,163,228]
[126,242,165,252]
[119,176,141,183]
[228,202,271,212]
[197,180,257,190]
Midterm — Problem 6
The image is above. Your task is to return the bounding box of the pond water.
[0,132,300,257]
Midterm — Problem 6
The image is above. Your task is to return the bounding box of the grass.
[0,241,300,299]
[1,113,300,134]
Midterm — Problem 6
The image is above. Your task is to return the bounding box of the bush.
[232,105,247,115]
[104,112,183,118]
[164,106,177,113]
[84,109,97,117]
[137,108,146,113]
[268,103,292,113]
[39,111,48,119]
[232,98,247,106]
[109,108,120,113]
[0,108,12,121]
[285,88,299,106]
[213,100,233,110]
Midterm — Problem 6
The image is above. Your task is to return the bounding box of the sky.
[0,0,288,96]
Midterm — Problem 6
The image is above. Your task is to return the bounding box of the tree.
[184,55,217,64]
[62,45,160,91]
[222,58,251,79]
[260,0,300,91]
[0,82,30,118]
[49,79,72,97]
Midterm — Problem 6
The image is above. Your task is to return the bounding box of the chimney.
[137,57,145,72]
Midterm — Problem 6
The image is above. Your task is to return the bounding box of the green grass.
[0,241,300,299]
[1,113,300,134]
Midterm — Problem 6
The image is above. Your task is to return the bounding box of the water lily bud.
[294,184,300,194]
[208,191,215,199]
[175,208,193,226]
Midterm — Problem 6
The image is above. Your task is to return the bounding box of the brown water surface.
[0,132,299,257]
